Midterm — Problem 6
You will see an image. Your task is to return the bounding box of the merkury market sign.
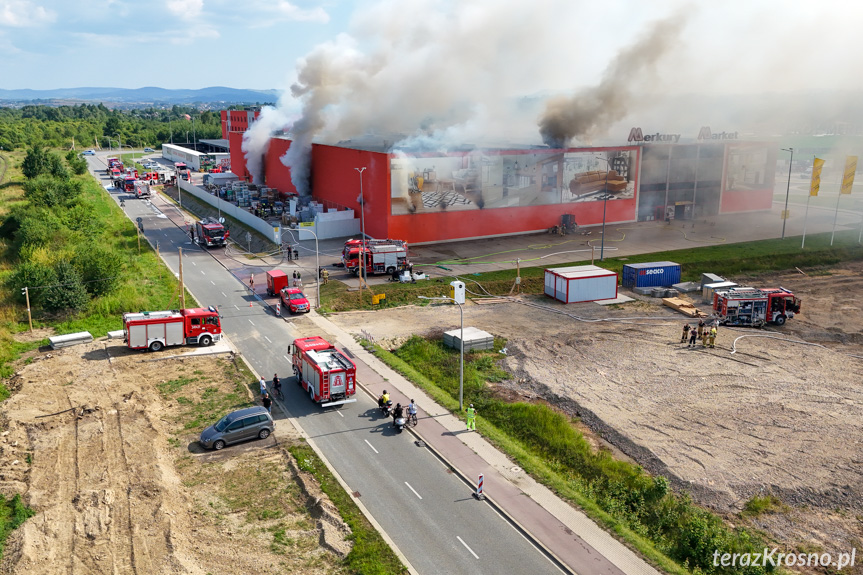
[627,126,739,143]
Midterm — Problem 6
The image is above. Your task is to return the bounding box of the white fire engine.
[712,287,801,327]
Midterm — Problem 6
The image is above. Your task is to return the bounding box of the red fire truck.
[122,306,222,352]
[106,158,123,175]
[133,180,150,198]
[289,336,357,407]
[713,287,801,327]
[192,217,229,248]
[342,238,411,276]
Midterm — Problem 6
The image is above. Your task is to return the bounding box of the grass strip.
[289,443,407,575]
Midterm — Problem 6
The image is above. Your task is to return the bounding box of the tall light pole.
[355,167,367,290]
[418,295,464,411]
[282,227,321,309]
[781,147,793,239]
[595,156,610,261]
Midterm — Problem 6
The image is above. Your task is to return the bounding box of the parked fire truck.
[192,217,229,247]
[289,336,357,407]
[342,238,410,276]
[133,180,151,198]
[712,287,801,327]
[106,158,123,175]
[123,306,222,352]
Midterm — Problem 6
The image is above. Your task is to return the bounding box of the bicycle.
[406,411,418,427]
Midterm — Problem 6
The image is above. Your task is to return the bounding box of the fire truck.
[133,180,151,198]
[106,158,123,175]
[712,287,801,327]
[192,217,229,248]
[123,306,222,352]
[342,238,410,276]
[289,336,357,407]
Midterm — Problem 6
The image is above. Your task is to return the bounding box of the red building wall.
[311,144,391,239]
[228,131,248,179]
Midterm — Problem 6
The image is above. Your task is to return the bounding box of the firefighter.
[681,323,691,343]
[701,327,710,348]
[688,326,698,348]
[321,268,329,284]
[466,404,477,431]
[708,326,717,348]
[697,319,706,339]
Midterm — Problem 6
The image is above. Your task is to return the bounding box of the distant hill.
[0,86,279,106]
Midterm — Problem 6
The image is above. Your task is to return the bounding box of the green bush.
[0,494,35,557]
[72,244,123,297]
[42,260,89,313]
[6,261,58,308]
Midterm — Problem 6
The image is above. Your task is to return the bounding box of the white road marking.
[248,319,255,326]
[264,336,272,343]
[405,482,423,500]
[457,536,479,559]
[234,305,239,310]
[192,261,197,266]
[364,439,379,454]
[211,280,216,285]
[336,410,344,418]
[283,355,290,362]
[200,270,205,275]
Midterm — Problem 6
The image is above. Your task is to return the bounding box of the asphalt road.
[86,154,563,575]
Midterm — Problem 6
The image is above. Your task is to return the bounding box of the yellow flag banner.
[841,155,857,194]
[810,157,825,196]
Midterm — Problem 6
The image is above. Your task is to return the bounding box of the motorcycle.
[380,399,393,418]
[393,414,407,433]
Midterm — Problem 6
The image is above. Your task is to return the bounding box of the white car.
[82,150,96,156]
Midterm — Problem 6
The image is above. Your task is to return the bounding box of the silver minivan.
[199,406,274,450]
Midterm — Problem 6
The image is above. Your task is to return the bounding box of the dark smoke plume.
[538,13,686,148]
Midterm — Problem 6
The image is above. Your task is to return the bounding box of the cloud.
[0,0,55,27]
[165,0,203,21]
[243,0,329,26]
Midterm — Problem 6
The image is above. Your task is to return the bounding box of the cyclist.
[407,399,418,425]
[272,373,282,399]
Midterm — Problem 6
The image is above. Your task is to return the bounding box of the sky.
[4,0,863,159]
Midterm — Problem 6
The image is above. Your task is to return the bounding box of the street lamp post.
[418,295,464,411]
[781,147,793,239]
[355,167,367,289]
[282,227,321,309]
[595,156,610,260]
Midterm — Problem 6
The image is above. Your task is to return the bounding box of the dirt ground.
[0,341,351,574]
[329,262,863,570]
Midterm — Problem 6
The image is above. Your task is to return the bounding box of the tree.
[21,146,48,179]
[42,260,89,313]
[65,150,88,175]
[72,245,123,297]
[7,261,58,308]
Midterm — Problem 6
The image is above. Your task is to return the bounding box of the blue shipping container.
[622,261,681,288]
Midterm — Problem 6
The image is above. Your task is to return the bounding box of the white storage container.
[544,265,618,303]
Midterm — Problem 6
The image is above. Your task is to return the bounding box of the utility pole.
[22,287,33,332]
[178,248,185,310]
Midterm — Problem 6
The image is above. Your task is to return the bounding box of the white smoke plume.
[241,101,294,184]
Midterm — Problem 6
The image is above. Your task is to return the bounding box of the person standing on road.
[249,275,255,292]
[688,326,698,348]
[272,374,281,398]
[466,404,477,431]
[681,323,691,343]
[262,392,272,413]
[259,377,267,396]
